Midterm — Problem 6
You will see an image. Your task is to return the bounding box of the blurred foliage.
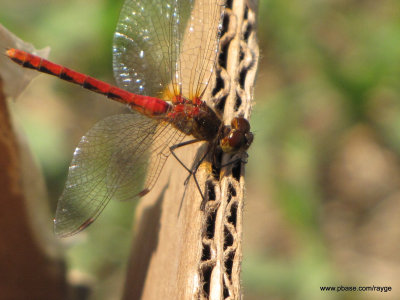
[244,1,400,300]
[1,1,131,299]
[1,0,400,299]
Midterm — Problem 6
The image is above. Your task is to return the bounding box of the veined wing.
[113,0,224,100]
[54,114,185,237]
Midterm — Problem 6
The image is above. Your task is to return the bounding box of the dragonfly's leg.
[220,152,249,168]
[191,171,205,203]
[170,139,200,173]
[183,147,209,185]
[170,139,209,201]
[185,147,211,205]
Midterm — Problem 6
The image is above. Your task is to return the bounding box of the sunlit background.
[1,0,400,299]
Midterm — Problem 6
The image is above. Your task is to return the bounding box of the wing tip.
[138,188,150,197]
[54,217,96,238]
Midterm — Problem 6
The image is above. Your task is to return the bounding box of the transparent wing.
[178,0,224,99]
[113,0,224,100]
[54,114,185,237]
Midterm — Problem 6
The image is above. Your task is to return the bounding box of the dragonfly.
[6,0,253,238]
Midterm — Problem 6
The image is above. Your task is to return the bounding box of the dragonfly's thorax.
[168,101,253,153]
[168,101,221,141]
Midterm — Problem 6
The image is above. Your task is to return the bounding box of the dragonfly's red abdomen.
[6,48,171,117]
[127,94,170,117]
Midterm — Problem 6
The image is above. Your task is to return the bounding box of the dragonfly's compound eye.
[220,117,253,153]
[231,117,251,132]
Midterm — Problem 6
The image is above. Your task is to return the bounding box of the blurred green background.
[1,0,400,299]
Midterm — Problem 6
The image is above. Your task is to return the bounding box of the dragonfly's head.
[220,117,253,153]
